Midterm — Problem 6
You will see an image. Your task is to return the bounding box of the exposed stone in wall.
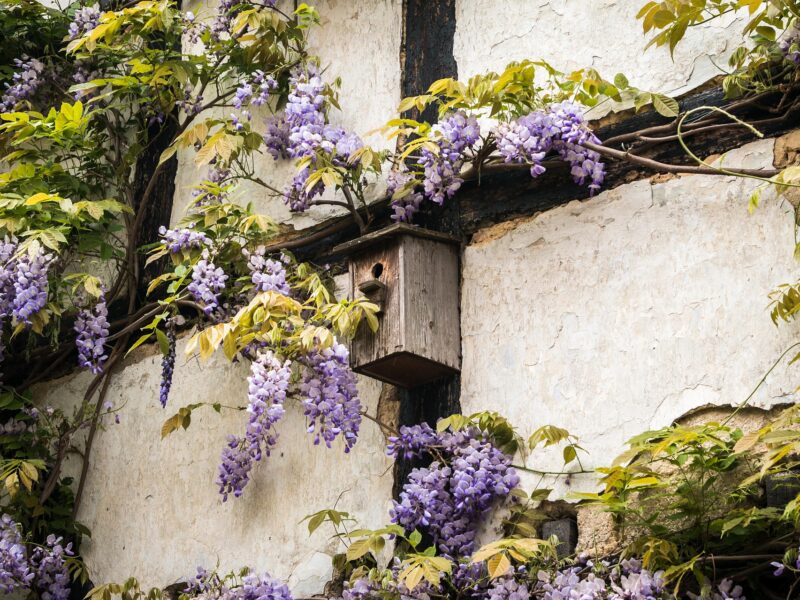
[574,403,791,555]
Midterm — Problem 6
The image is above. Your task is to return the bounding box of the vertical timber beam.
[393,0,462,499]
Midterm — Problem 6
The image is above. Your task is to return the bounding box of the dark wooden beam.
[281,85,800,268]
[392,0,463,500]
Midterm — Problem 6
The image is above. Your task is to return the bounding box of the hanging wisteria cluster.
[263,64,364,212]
[0,56,46,113]
[0,514,73,600]
[245,247,290,295]
[780,27,800,65]
[74,292,110,374]
[159,319,176,408]
[188,250,228,315]
[217,341,363,501]
[299,342,362,452]
[0,238,55,373]
[388,102,605,223]
[187,566,292,600]
[67,4,100,40]
[158,225,210,254]
[494,102,604,191]
[388,425,520,558]
[218,350,291,501]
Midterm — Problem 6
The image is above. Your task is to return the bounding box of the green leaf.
[155,328,170,356]
[652,93,679,118]
[126,332,153,356]
[408,530,422,548]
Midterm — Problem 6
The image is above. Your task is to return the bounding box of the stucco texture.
[35,335,393,595]
[460,138,800,498]
[455,0,745,115]
[171,0,401,230]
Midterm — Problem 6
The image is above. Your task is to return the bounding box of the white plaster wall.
[170,0,401,230]
[455,0,745,112]
[460,138,800,497]
[35,336,393,594]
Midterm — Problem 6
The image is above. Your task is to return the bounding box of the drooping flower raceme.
[188,567,292,600]
[388,169,424,223]
[159,320,177,408]
[234,70,278,115]
[244,247,290,295]
[487,572,530,600]
[0,56,46,113]
[0,514,34,594]
[386,423,440,460]
[419,111,480,207]
[159,225,210,253]
[29,535,74,600]
[217,351,291,500]
[11,247,53,326]
[272,66,364,212]
[68,5,101,40]
[0,515,72,600]
[493,101,605,195]
[236,572,293,600]
[780,27,800,65]
[74,292,110,374]
[391,427,519,557]
[299,342,362,452]
[0,236,18,316]
[188,251,227,315]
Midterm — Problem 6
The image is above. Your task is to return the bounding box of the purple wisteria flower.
[188,250,227,314]
[159,319,176,408]
[158,225,210,253]
[11,247,53,326]
[68,5,101,40]
[263,117,291,159]
[30,535,74,600]
[493,101,605,195]
[419,111,480,206]
[387,169,424,223]
[217,350,291,500]
[0,236,18,319]
[244,247,290,295]
[386,423,440,460]
[341,577,378,600]
[780,28,800,65]
[210,0,277,42]
[74,291,110,374]
[487,572,529,600]
[236,572,292,600]
[234,70,278,113]
[188,567,291,600]
[0,514,34,593]
[275,65,364,211]
[299,342,362,452]
[0,516,72,600]
[0,56,46,113]
[390,427,519,557]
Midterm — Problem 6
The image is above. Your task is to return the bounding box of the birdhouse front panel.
[338,225,461,388]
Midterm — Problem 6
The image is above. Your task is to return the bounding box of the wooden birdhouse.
[333,224,461,388]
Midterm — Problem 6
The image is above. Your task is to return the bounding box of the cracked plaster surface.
[171,0,401,230]
[461,138,800,499]
[455,0,744,116]
[34,278,393,593]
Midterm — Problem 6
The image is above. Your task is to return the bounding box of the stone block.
[541,518,578,558]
